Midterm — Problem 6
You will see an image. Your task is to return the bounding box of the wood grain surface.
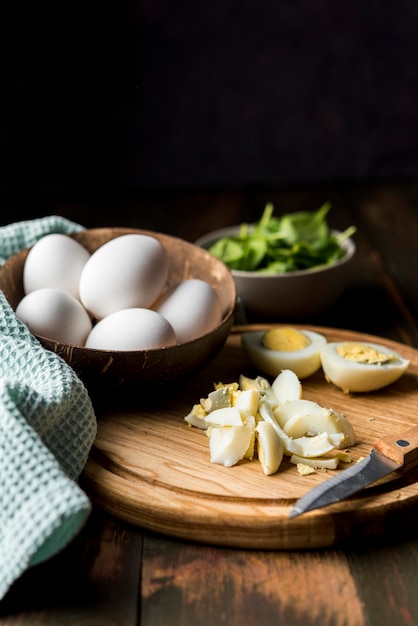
[82,325,418,550]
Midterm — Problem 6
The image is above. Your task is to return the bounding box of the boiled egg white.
[207,425,254,467]
[320,341,410,392]
[16,287,93,345]
[256,420,284,475]
[23,233,90,300]
[79,234,169,319]
[155,278,223,343]
[242,327,327,379]
[84,308,177,351]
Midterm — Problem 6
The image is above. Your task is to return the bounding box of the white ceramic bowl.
[196,225,356,320]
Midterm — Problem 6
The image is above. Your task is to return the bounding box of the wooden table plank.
[141,537,366,626]
[347,539,418,626]
[0,512,142,626]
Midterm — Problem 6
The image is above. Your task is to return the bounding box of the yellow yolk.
[336,342,396,365]
[262,327,311,352]
[242,328,327,379]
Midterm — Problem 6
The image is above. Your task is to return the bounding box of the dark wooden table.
[1,179,418,626]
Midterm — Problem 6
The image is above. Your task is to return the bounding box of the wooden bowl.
[0,228,236,398]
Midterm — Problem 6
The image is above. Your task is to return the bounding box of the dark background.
[2,1,418,213]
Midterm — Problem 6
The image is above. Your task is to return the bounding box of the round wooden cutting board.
[82,325,418,549]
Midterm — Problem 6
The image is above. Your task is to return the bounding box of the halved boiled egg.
[242,327,327,379]
[320,341,410,392]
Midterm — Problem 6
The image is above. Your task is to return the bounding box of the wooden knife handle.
[374,424,418,466]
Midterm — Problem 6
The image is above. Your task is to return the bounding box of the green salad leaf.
[208,203,356,273]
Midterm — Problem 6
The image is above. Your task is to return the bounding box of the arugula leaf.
[208,203,356,273]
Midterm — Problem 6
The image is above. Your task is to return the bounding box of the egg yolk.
[336,342,397,365]
[262,327,311,352]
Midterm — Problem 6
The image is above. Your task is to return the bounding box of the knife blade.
[289,424,418,519]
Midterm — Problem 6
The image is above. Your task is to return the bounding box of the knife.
[289,424,418,519]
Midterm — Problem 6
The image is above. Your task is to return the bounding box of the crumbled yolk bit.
[296,463,316,476]
[336,342,397,365]
[262,327,311,352]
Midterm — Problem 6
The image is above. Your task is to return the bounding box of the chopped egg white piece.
[243,420,256,460]
[322,408,357,447]
[202,385,232,412]
[208,426,254,467]
[256,421,284,475]
[239,373,279,408]
[320,341,409,392]
[258,400,338,457]
[204,407,243,427]
[235,388,260,416]
[273,398,325,429]
[184,403,208,429]
[271,368,302,404]
[290,454,340,470]
[277,402,356,448]
[334,450,353,463]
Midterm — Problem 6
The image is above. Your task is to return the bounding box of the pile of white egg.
[16,233,223,350]
[185,368,357,474]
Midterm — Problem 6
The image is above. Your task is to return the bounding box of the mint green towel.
[0,216,97,600]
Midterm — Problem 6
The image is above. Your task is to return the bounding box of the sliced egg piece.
[323,408,357,447]
[256,421,284,475]
[204,407,243,427]
[271,368,302,404]
[258,400,338,457]
[184,403,208,429]
[235,388,260,416]
[208,426,254,467]
[242,327,327,379]
[273,398,325,429]
[243,417,256,460]
[202,385,232,412]
[288,432,342,458]
[320,341,410,392]
[290,455,340,470]
[239,374,278,407]
[279,402,356,449]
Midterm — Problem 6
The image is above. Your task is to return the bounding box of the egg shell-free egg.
[242,329,327,379]
[79,234,169,319]
[23,233,90,300]
[16,287,93,345]
[320,341,410,392]
[85,308,177,351]
[155,278,223,343]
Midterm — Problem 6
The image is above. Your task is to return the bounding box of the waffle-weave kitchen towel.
[0,216,97,600]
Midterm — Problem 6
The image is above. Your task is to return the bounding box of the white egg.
[16,288,93,345]
[242,327,327,379]
[23,233,90,300]
[79,234,169,319]
[85,308,177,351]
[320,341,410,392]
[155,278,223,343]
